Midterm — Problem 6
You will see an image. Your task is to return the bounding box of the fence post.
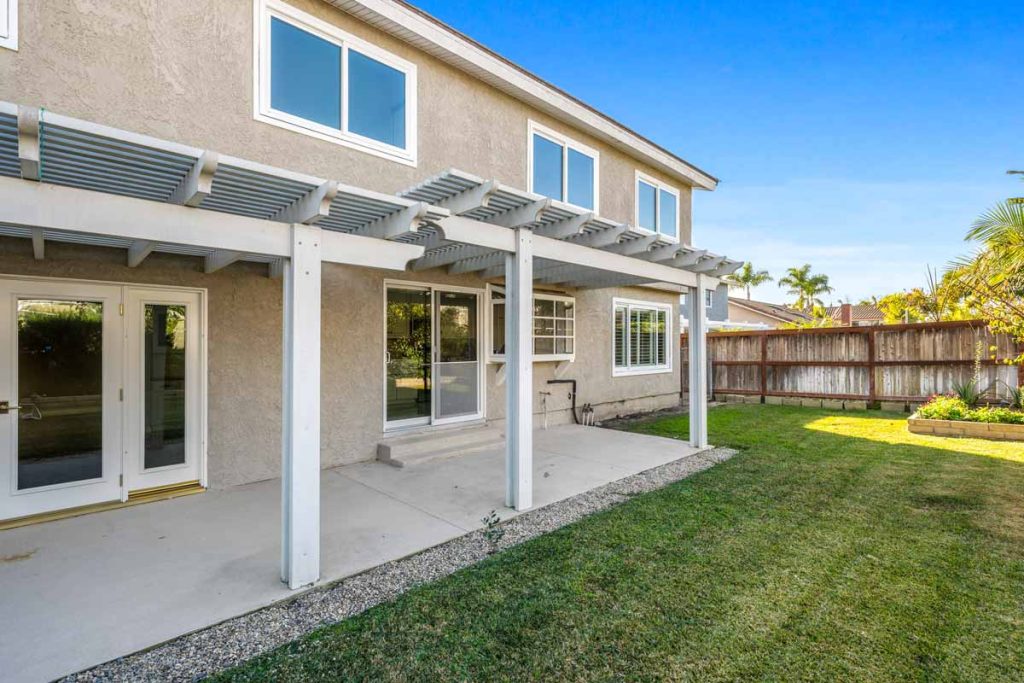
[760,334,768,402]
[867,328,877,405]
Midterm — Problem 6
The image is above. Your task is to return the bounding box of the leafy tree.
[946,174,1024,364]
[778,264,834,312]
[725,262,772,299]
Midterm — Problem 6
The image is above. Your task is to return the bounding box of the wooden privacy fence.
[682,320,1023,406]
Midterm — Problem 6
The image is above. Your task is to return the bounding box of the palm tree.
[778,264,834,312]
[725,262,772,299]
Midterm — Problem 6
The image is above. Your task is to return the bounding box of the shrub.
[951,379,985,408]
[971,407,1024,425]
[917,395,971,421]
[917,395,1024,425]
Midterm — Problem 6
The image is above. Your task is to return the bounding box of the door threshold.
[0,480,205,531]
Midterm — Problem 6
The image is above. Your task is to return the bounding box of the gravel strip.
[68,445,736,682]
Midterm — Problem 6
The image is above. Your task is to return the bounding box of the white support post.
[688,275,709,449]
[281,223,322,589]
[505,227,533,511]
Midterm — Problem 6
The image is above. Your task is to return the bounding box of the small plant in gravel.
[480,510,505,553]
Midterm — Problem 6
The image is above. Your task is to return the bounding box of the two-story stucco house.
[0,0,738,619]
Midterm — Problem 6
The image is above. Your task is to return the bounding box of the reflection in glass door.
[0,282,123,521]
[385,287,432,427]
[434,291,480,423]
[124,288,203,492]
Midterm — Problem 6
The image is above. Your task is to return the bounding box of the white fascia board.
[533,233,701,288]
[434,215,516,252]
[320,230,424,270]
[325,0,717,190]
[0,177,291,256]
[0,176,425,271]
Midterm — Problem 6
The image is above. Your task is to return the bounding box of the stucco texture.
[0,240,679,487]
[0,0,694,242]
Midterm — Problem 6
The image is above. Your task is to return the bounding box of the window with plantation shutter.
[613,299,672,376]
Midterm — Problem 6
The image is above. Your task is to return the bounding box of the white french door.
[123,288,203,492]
[0,278,205,522]
[384,283,482,430]
[0,280,123,520]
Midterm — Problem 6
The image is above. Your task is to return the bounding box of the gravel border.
[68,445,736,682]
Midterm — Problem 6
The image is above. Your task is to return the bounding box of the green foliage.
[778,264,834,312]
[950,378,985,408]
[945,177,1024,359]
[1005,383,1024,410]
[917,394,1024,424]
[917,395,973,421]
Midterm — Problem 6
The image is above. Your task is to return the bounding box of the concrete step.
[377,424,505,468]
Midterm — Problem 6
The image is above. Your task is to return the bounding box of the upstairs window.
[0,0,17,51]
[257,1,416,164]
[705,289,714,307]
[636,174,679,240]
[528,121,598,211]
[613,299,672,376]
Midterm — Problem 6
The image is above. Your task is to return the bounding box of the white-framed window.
[705,289,714,307]
[254,0,417,165]
[0,0,18,51]
[488,285,575,362]
[527,121,599,211]
[613,298,672,376]
[635,172,680,240]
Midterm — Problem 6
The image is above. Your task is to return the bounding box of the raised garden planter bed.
[908,414,1024,442]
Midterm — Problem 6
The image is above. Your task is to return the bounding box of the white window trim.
[634,171,680,242]
[487,284,576,364]
[705,289,714,308]
[0,0,17,51]
[612,297,673,377]
[526,120,600,213]
[253,0,418,166]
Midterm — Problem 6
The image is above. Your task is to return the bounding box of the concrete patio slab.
[0,425,698,682]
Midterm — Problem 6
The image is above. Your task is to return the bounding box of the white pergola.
[0,101,739,588]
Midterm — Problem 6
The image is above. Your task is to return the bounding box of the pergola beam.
[0,177,425,272]
[604,234,658,256]
[127,240,155,268]
[204,249,243,274]
[354,202,429,240]
[433,179,499,214]
[533,211,594,239]
[488,198,551,228]
[17,105,40,181]
[567,223,627,249]
[169,151,219,207]
[270,180,338,225]
[31,227,44,260]
[692,255,726,273]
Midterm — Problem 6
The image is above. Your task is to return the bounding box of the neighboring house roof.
[326,0,718,190]
[825,305,884,323]
[728,298,810,324]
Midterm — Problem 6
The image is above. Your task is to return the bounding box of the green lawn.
[216,405,1024,682]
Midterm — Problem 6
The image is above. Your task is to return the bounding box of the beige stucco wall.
[0,239,679,487]
[727,301,785,328]
[0,0,696,242]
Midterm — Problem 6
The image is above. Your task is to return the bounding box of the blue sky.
[413,0,1024,303]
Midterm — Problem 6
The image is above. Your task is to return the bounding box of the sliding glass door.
[385,284,482,429]
[385,287,432,428]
